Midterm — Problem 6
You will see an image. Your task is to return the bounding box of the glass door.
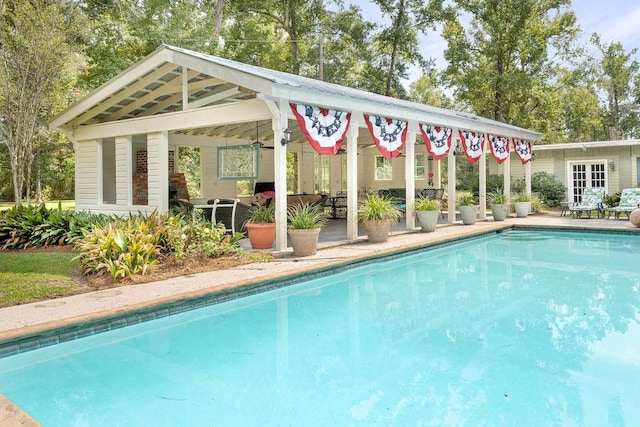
[569,161,606,203]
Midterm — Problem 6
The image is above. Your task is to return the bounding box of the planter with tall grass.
[245,205,276,250]
[287,203,327,256]
[457,192,478,225]
[488,190,509,222]
[414,197,440,232]
[513,192,531,218]
[358,194,403,243]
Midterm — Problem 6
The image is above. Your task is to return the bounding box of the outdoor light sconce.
[280,128,293,146]
[608,160,615,171]
[531,152,537,161]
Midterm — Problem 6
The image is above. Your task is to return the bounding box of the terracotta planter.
[363,220,392,243]
[459,205,478,225]
[490,203,508,221]
[288,228,321,256]
[245,223,276,250]
[416,210,439,232]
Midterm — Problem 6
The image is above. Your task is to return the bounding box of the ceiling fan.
[251,122,274,150]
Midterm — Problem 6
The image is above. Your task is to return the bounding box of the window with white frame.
[375,155,392,180]
[314,154,330,194]
[415,153,425,179]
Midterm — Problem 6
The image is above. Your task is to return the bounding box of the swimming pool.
[1,229,639,425]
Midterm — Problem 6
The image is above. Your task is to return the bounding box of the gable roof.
[51,44,541,142]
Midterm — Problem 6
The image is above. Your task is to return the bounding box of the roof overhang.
[50,44,541,143]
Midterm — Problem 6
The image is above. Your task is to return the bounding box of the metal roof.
[51,44,541,143]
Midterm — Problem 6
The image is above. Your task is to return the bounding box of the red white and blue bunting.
[290,103,352,155]
[488,134,510,164]
[458,130,485,164]
[513,138,533,164]
[363,114,408,158]
[419,124,452,160]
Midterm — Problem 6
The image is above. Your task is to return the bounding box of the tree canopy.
[1,0,639,202]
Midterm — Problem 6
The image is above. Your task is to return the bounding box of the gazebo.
[50,44,541,251]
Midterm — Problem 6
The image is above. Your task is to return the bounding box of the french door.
[569,161,606,203]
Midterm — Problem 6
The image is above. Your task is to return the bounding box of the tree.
[590,34,639,139]
[363,0,446,98]
[441,0,578,129]
[0,0,86,205]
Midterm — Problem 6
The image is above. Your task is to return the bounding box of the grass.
[0,251,85,307]
[0,200,75,211]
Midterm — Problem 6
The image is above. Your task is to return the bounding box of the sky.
[347,0,640,80]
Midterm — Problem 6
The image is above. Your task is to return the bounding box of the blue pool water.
[1,230,640,426]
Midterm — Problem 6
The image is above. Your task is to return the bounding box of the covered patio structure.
[50,45,541,251]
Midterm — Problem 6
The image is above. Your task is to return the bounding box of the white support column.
[405,122,417,229]
[346,117,360,240]
[447,129,458,224]
[504,153,511,214]
[115,135,132,206]
[147,131,169,213]
[273,100,290,252]
[479,150,487,219]
[182,67,189,110]
[525,159,532,214]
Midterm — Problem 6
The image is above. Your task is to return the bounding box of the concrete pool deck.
[0,210,638,425]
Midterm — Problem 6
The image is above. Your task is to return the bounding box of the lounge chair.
[569,187,605,218]
[606,188,640,219]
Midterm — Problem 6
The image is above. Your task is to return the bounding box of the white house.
[50,45,541,251]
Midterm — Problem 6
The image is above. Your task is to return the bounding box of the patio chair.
[569,188,605,218]
[606,188,640,219]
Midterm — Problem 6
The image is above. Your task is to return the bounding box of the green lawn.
[0,200,75,211]
[0,251,85,307]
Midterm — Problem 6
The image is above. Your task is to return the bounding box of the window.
[287,151,298,194]
[314,154,330,194]
[178,146,201,198]
[236,179,255,197]
[341,154,348,191]
[415,154,425,179]
[375,155,392,180]
[217,144,260,180]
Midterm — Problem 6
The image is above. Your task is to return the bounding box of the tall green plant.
[358,194,403,224]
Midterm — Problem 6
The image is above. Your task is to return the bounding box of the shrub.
[531,172,566,207]
[76,211,244,280]
[0,204,111,250]
[75,213,165,280]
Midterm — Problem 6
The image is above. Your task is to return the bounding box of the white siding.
[75,140,99,208]
[115,136,132,206]
[147,131,169,212]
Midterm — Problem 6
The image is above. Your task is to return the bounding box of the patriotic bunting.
[513,138,533,164]
[419,124,453,160]
[458,130,485,164]
[290,103,351,155]
[488,134,510,164]
[363,114,408,158]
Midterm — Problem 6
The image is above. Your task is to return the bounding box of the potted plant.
[358,194,403,243]
[414,197,440,232]
[513,192,531,218]
[287,203,327,256]
[488,189,509,222]
[456,192,478,225]
[245,205,276,250]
